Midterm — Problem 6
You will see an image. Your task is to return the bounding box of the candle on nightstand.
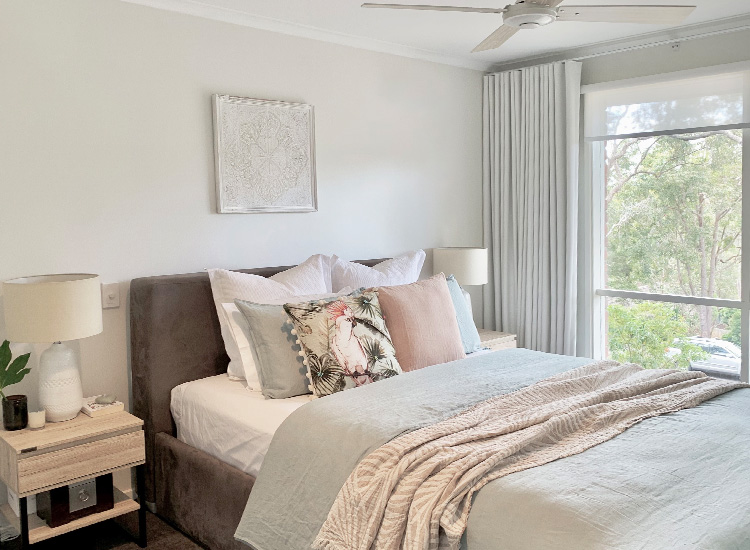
[28,410,46,430]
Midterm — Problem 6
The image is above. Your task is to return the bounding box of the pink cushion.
[377,274,466,372]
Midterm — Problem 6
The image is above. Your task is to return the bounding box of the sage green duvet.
[235,349,750,550]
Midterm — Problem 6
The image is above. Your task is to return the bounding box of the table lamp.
[3,274,102,422]
[433,248,488,286]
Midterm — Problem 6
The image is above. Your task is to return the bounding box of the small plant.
[0,340,31,400]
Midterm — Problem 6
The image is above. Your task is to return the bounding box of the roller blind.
[584,70,750,139]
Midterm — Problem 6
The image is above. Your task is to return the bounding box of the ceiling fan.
[361,1,697,52]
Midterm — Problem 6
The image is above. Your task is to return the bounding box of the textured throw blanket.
[313,361,746,550]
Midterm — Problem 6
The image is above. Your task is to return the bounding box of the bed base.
[154,433,255,550]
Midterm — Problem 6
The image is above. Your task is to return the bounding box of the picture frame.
[212,95,317,213]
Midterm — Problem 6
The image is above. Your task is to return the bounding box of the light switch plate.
[101,283,120,309]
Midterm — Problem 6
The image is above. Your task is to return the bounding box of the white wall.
[0,0,483,498]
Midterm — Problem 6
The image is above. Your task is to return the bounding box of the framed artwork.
[212,95,317,213]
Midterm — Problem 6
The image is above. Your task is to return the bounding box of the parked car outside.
[684,337,741,381]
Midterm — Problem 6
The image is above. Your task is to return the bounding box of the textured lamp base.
[39,342,84,422]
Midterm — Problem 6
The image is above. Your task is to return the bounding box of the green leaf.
[0,344,31,392]
[4,368,31,388]
[7,354,30,375]
[0,341,11,372]
[360,336,386,368]
[355,316,391,342]
[354,295,381,320]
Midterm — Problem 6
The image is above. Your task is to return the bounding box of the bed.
[131,260,750,550]
[129,260,385,550]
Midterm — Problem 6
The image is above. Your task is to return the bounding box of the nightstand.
[478,329,517,351]
[0,411,146,548]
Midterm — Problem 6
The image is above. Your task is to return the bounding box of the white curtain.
[482,61,582,355]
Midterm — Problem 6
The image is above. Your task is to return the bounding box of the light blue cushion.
[234,300,310,399]
[445,275,482,354]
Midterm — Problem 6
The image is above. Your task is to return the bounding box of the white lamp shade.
[433,248,488,286]
[3,274,103,343]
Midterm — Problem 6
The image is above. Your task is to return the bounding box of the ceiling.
[124,0,750,70]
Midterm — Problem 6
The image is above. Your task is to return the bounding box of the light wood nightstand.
[0,411,146,548]
[478,329,517,351]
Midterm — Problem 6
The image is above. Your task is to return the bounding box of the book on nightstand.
[81,396,125,418]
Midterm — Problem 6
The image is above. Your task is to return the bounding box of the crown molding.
[119,0,493,72]
[489,13,750,73]
[117,1,750,74]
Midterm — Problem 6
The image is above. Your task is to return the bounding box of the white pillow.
[207,255,332,382]
[331,250,426,292]
[221,288,352,391]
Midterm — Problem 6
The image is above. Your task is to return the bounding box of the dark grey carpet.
[1,512,202,550]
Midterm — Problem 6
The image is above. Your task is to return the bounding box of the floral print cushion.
[283,290,402,397]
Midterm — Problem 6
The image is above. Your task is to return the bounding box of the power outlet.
[101,283,120,309]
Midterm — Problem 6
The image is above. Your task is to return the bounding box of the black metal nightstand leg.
[19,496,29,550]
[136,464,147,548]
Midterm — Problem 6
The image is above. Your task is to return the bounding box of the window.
[584,67,750,383]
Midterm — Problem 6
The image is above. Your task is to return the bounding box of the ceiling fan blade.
[361,3,504,14]
[529,0,565,7]
[557,5,696,24]
[472,25,519,52]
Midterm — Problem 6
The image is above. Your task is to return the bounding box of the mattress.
[170,374,312,477]
[170,350,493,477]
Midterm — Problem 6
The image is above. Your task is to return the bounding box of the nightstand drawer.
[17,431,144,495]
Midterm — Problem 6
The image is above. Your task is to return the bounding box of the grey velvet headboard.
[129,259,385,502]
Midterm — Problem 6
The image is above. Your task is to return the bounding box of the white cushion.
[207,255,332,385]
[331,250,426,292]
[221,303,256,383]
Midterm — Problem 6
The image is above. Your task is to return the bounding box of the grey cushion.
[234,300,309,399]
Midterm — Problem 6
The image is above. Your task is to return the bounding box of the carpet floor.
[1,512,202,550]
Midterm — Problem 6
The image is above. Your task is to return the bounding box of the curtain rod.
[571,23,750,63]
[489,16,750,74]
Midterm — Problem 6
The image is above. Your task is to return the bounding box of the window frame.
[582,65,750,383]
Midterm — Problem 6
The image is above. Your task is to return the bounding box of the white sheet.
[170,374,312,477]
[170,351,492,476]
